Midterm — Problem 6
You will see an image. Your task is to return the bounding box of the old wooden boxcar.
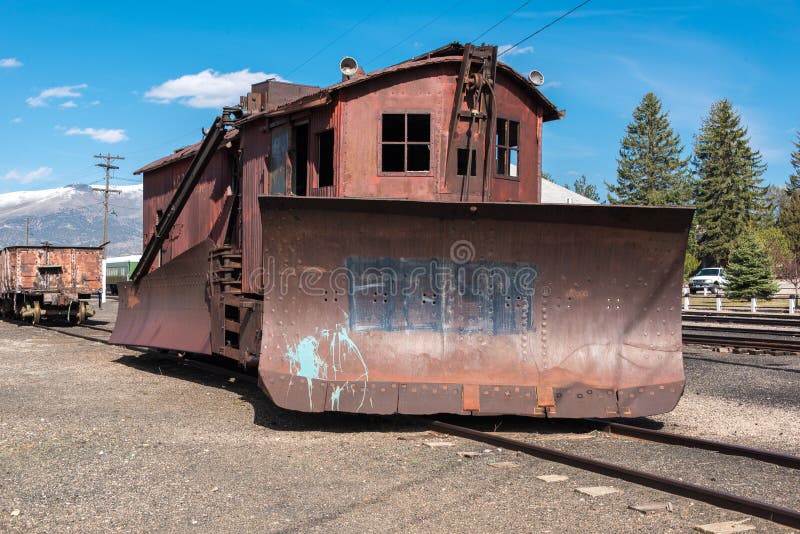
[112,43,692,418]
[0,245,102,323]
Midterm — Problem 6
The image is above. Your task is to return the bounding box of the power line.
[472,1,531,43]
[368,0,465,65]
[285,6,384,78]
[498,0,593,57]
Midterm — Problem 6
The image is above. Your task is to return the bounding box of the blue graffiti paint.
[284,335,328,409]
[346,257,537,335]
[330,385,343,411]
[284,320,370,412]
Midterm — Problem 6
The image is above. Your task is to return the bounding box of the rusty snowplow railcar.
[0,245,101,324]
[111,43,693,418]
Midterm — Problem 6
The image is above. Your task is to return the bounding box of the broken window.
[381,113,430,173]
[318,129,334,187]
[495,118,520,178]
[457,148,477,176]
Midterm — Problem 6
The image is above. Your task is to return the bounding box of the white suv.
[689,267,727,294]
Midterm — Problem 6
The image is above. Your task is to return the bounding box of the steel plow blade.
[110,239,214,354]
[257,197,693,418]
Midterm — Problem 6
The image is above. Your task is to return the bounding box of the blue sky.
[1,1,798,197]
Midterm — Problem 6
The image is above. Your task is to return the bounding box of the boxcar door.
[269,125,289,195]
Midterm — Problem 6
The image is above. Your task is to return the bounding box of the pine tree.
[571,175,600,202]
[693,99,768,265]
[779,191,800,255]
[787,131,800,195]
[725,231,779,299]
[607,93,691,205]
[684,251,701,282]
[778,192,800,296]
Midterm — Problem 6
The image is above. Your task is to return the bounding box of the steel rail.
[683,324,800,338]
[420,418,800,529]
[682,332,800,352]
[587,419,800,469]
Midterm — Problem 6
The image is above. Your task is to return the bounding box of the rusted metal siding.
[0,246,103,297]
[141,148,233,268]
[240,120,269,294]
[307,103,339,196]
[338,63,450,200]
[489,69,542,203]
[336,62,542,203]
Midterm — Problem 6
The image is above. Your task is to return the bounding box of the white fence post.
[750,297,757,313]
[716,296,722,312]
[703,287,708,296]
[790,297,796,314]
[683,296,690,311]
[101,258,107,304]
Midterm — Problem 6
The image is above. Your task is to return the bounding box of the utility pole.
[92,153,124,258]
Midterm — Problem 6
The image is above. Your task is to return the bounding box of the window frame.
[378,111,434,177]
[495,117,521,181]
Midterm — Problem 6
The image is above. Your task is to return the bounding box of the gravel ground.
[1,304,799,533]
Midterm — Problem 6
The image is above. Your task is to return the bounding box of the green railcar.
[105,256,140,295]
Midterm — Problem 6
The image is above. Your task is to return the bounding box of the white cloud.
[0,58,23,68]
[498,45,535,57]
[2,167,53,184]
[26,83,88,107]
[10,117,22,124]
[65,127,128,143]
[145,68,285,108]
[89,100,101,106]
[59,100,78,108]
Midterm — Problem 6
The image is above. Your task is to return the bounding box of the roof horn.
[340,57,359,81]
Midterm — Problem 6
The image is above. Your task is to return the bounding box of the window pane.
[509,121,519,148]
[509,149,518,177]
[407,114,430,142]
[382,144,405,172]
[382,114,405,142]
[457,148,477,176]
[496,147,507,175]
[496,119,507,146]
[407,144,430,171]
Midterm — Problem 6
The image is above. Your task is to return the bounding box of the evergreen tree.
[607,93,691,205]
[684,251,701,282]
[779,191,800,255]
[787,131,800,195]
[725,231,779,299]
[571,175,600,202]
[693,99,768,265]
[778,192,800,297]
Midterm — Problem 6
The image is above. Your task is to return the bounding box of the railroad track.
[18,320,800,530]
[421,419,800,530]
[683,310,800,328]
[682,326,800,352]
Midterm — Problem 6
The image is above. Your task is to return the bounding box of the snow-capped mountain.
[0,183,143,256]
